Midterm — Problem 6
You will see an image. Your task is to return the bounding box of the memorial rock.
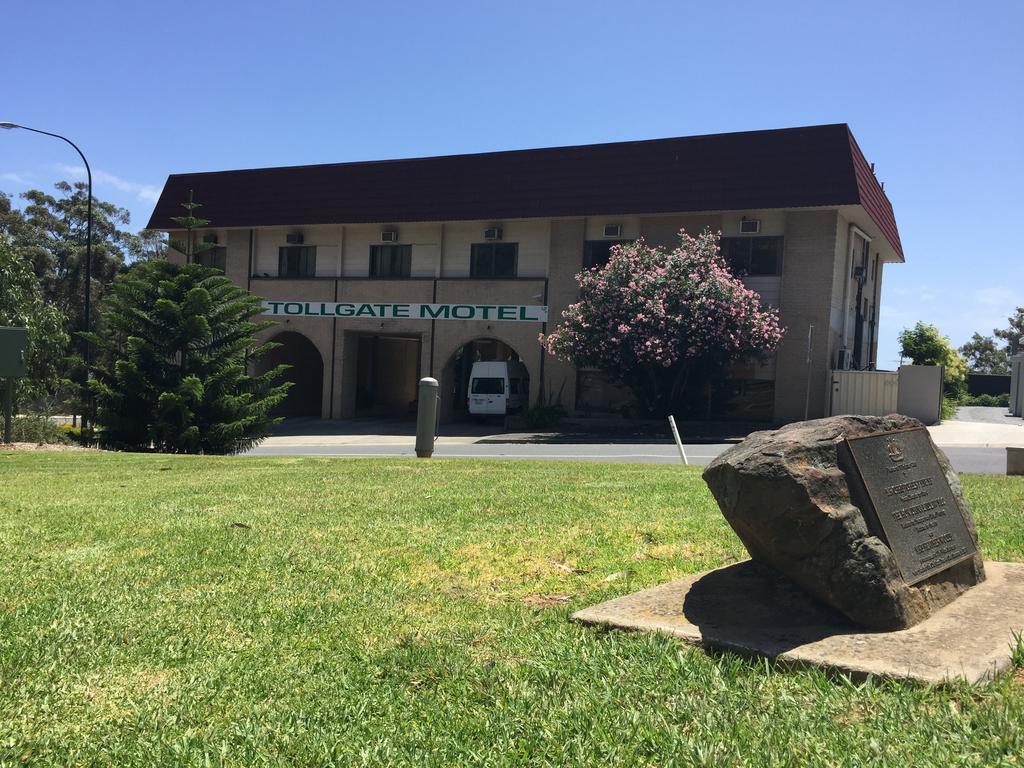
[702,414,985,630]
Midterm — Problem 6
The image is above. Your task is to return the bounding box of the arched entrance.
[353,333,422,418]
[441,338,525,422]
[258,331,324,417]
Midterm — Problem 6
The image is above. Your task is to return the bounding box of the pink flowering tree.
[542,230,784,417]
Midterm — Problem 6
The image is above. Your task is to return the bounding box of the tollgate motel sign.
[262,301,549,323]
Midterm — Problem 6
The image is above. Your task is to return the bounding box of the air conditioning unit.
[740,218,761,234]
[286,232,304,244]
[837,348,851,370]
[381,229,398,242]
[603,224,622,238]
[484,226,503,241]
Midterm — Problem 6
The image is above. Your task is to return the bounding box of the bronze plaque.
[846,427,977,585]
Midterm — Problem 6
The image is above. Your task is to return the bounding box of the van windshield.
[471,377,504,394]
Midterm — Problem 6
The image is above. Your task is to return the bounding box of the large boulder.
[702,415,985,630]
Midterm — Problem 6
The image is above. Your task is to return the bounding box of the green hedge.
[959,393,1010,408]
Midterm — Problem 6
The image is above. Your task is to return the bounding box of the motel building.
[148,124,902,425]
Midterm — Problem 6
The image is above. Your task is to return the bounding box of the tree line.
[958,318,1023,375]
[0,181,164,412]
[900,312,1023,381]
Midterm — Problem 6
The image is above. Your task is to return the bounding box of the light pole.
[1,122,93,432]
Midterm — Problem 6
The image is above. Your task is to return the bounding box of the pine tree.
[85,259,289,454]
[168,190,218,265]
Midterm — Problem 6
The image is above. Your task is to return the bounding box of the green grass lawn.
[1,452,1023,767]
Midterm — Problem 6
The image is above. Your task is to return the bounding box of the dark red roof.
[847,129,903,259]
[147,124,902,259]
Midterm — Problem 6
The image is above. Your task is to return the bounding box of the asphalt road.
[248,441,1010,474]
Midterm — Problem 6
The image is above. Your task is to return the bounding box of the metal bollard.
[415,377,439,458]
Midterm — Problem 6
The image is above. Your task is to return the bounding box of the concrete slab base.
[572,560,1024,684]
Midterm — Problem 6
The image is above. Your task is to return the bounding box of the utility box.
[1011,354,1024,417]
[0,327,28,378]
[1009,447,1024,476]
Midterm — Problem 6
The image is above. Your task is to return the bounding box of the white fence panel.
[896,365,943,425]
[830,370,899,417]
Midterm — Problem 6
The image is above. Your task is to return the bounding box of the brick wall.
[773,210,839,422]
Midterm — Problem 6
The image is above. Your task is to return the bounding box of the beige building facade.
[152,124,903,424]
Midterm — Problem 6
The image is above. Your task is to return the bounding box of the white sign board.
[262,301,548,323]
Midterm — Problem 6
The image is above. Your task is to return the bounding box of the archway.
[440,337,525,422]
[258,331,324,418]
[353,333,422,418]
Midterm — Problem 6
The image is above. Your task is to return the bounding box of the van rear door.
[469,375,506,415]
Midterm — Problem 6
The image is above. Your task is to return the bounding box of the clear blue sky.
[2,0,1022,368]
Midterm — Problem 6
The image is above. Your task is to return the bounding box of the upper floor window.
[583,240,631,270]
[470,243,518,278]
[195,234,226,272]
[720,236,783,276]
[369,244,412,278]
[278,246,316,278]
[196,246,226,272]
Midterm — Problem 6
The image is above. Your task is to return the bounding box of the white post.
[668,415,688,465]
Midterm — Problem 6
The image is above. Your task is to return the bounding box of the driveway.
[955,406,1024,426]
[927,406,1024,448]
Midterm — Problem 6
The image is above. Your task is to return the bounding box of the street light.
[1,121,93,432]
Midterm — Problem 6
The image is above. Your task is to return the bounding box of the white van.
[468,361,530,416]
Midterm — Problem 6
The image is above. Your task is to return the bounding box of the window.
[850,235,870,278]
[470,243,518,278]
[583,240,630,269]
[369,244,412,278]
[278,246,317,277]
[196,246,226,272]
[471,377,504,394]
[720,236,783,276]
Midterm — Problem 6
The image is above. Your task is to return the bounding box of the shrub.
[521,404,567,430]
[959,393,1010,408]
[57,422,84,444]
[542,230,783,417]
[9,415,70,445]
[940,396,959,421]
